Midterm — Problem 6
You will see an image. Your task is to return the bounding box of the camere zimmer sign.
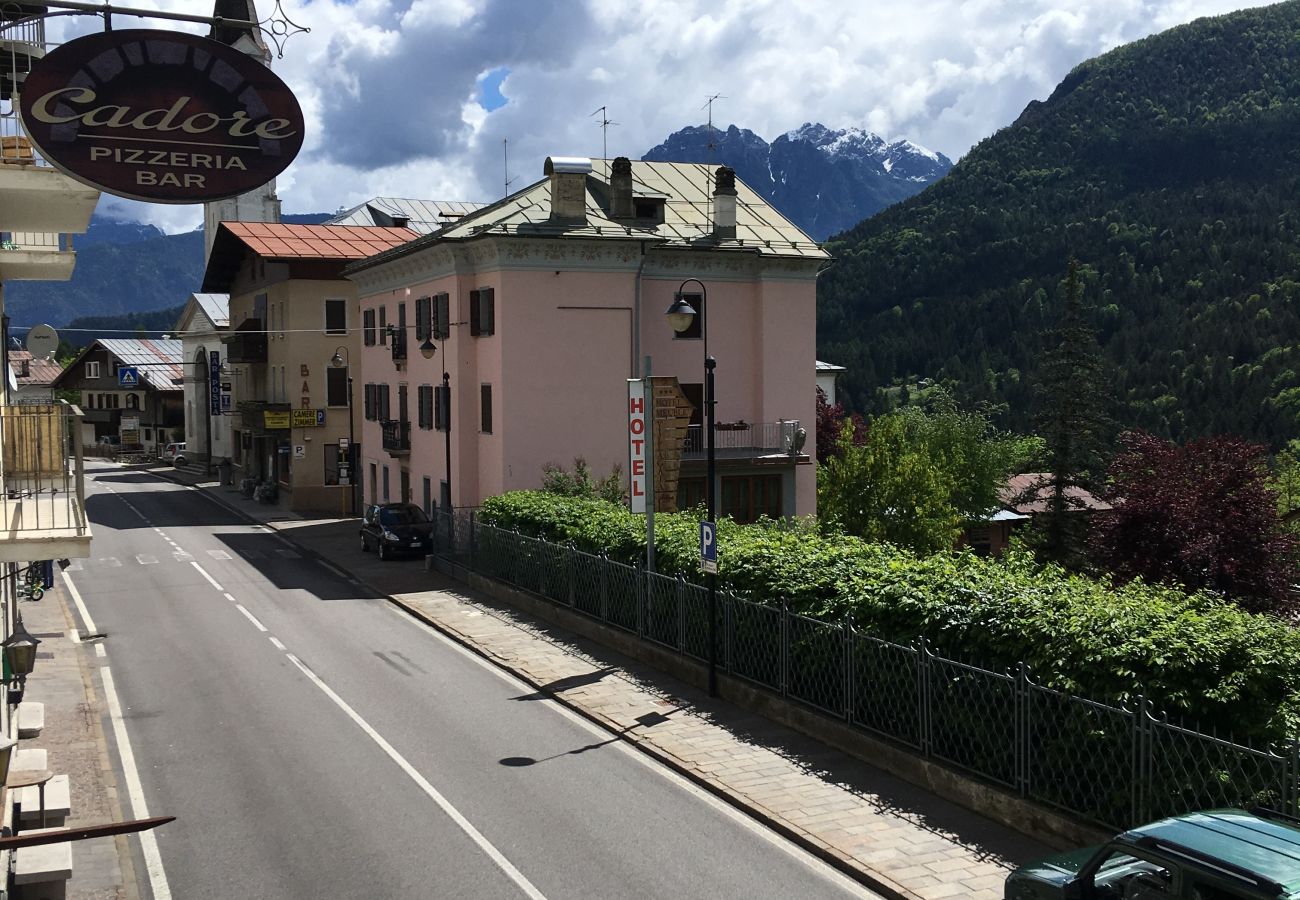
[19,29,305,203]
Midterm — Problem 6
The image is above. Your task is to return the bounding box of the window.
[109,393,120,409]
[378,306,387,345]
[672,293,704,340]
[418,385,433,429]
[721,474,782,524]
[363,383,374,420]
[397,384,408,423]
[440,480,450,511]
[470,288,495,336]
[677,477,707,511]
[379,383,391,421]
[480,383,493,433]
[423,477,432,518]
[1089,850,1174,897]
[415,297,431,342]
[681,382,704,427]
[86,361,101,379]
[435,383,450,431]
[382,465,390,502]
[434,293,450,340]
[397,302,407,346]
[363,309,376,346]
[326,367,349,407]
[125,394,138,409]
[325,298,347,335]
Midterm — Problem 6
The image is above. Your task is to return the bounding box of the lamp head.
[665,295,697,334]
[331,351,345,368]
[419,338,436,360]
[3,618,40,679]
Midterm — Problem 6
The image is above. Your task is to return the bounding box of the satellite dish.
[25,324,58,360]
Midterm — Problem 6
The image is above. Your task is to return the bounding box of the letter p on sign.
[699,520,717,574]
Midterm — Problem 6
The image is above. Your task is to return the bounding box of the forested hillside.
[818,2,1300,448]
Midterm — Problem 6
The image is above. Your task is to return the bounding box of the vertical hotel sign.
[19,30,304,203]
[628,380,647,513]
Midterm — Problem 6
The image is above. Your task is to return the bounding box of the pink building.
[345,156,827,522]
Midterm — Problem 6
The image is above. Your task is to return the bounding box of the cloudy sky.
[49,0,1270,232]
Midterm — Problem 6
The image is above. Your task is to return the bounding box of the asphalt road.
[71,462,876,900]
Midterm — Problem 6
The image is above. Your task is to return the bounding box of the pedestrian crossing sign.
[118,366,140,387]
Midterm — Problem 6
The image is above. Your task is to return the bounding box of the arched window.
[125,393,139,410]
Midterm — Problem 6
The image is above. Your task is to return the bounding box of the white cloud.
[51,0,1267,231]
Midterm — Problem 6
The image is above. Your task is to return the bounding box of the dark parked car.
[359,503,433,560]
[1005,808,1300,899]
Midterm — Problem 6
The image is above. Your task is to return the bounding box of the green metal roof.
[1124,810,1300,896]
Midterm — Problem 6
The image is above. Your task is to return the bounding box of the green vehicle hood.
[1005,847,1098,898]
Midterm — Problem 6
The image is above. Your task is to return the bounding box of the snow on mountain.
[642,122,952,240]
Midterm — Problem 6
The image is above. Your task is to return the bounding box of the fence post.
[780,600,790,697]
[566,544,576,607]
[1291,740,1300,818]
[918,638,931,758]
[1132,695,1149,825]
[636,564,646,638]
[599,554,609,622]
[843,620,853,723]
[1016,661,1030,798]
[676,575,686,653]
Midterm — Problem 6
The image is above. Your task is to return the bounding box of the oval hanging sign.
[19,29,305,204]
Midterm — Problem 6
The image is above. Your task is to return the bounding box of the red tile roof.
[999,473,1112,514]
[8,350,63,387]
[222,223,417,260]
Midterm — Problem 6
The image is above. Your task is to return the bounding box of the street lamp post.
[330,347,356,515]
[666,278,718,698]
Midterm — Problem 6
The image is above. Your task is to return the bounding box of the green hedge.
[479,491,1300,743]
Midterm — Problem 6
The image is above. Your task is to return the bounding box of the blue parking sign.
[699,520,717,574]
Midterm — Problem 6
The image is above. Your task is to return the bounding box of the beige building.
[203,222,415,514]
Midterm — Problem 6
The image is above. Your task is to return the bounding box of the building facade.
[51,339,184,453]
[346,156,825,521]
[176,293,233,468]
[203,222,415,514]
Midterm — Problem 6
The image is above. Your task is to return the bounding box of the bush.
[479,490,1300,743]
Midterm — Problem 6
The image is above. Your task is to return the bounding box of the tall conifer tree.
[1029,260,1112,567]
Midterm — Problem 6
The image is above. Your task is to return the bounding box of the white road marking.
[135,554,158,565]
[235,604,268,632]
[269,636,286,651]
[190,561,223,592]
[69,629,80,643]
[284,652,548,900]
[95,644,106,658]
[206,550,232,561]
[61,570,96,634]
[383,604,873,895]
[172,551,194,562]
[222,593,239,604]
[101,668,172,899]
[98,558,122,568]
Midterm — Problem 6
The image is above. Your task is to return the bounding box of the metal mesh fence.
[457,520,1300,830]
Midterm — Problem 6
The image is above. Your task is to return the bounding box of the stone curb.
[148,466,919,900]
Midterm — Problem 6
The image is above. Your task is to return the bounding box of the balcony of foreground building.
[223,319,268,364]
[0,114,100,234]
[682,420,808,464]
[0,402,91,562]
[0,229,76,281]
[381,419,410,457]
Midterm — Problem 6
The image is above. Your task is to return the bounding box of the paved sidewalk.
[19,576,140,900]
[154,462,1051,900]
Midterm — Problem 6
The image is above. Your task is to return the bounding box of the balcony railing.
[0,230,72,251]
[0,402,90,561]
[381,419,411,456]
[390,329,407,364]
[683,420,804,456]
[224,318,268,363]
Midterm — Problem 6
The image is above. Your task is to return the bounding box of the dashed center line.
[190,561,223,592]
[235,604,268,632]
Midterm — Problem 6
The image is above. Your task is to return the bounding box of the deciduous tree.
[1091,431,1300,613]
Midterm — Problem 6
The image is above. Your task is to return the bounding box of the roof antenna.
[702,94,726,155]
[589,106,618,176]
[503,138,516,198]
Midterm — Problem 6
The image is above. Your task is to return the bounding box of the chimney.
[713,166,737,240]
[610,157,634,219]
[18,359,29,378]
[544,156,592,224]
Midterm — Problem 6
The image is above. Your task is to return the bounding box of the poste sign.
[20,29,304,204]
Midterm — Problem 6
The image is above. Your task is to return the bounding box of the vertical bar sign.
[209,351,222,416]
[628,379,646,513]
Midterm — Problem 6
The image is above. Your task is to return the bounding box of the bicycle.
[19,562,43,602]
